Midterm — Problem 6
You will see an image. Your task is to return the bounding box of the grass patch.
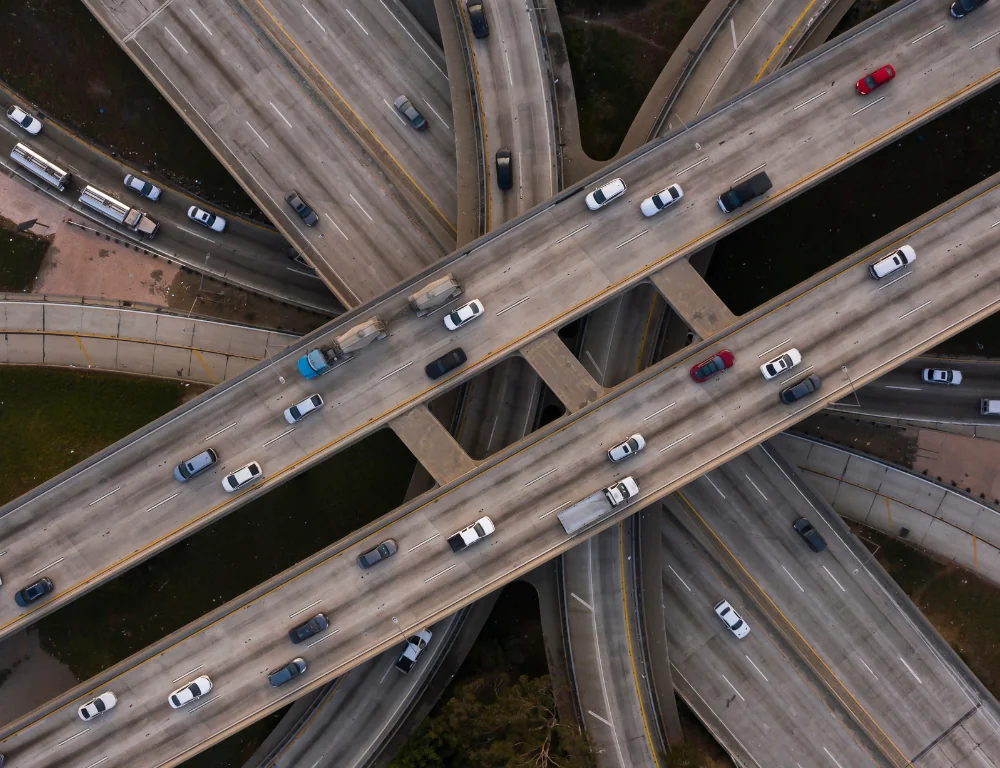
[0,0,261,217]
[557,0,712,159]
[0,367,190,505]
[858,526,1000,698]
[0,215,49,291]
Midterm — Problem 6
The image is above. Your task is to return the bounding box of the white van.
[869,245,915,279]
[981,399,1000,416]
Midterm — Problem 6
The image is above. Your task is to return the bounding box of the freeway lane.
[1,0,998,646]
[7,163,1000,766]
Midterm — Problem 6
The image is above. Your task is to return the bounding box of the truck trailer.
[78,185,160,238]
[407,273,463,316]
[297,315,388,379]
[557,477,639,535]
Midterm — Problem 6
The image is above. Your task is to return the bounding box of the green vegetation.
[0,215,49,291]
[557,0,711,159]
[0,0,260,216]
[668,698,734,767]
[0,368,189,504]
[391,582,591,768]
[860,526,1000,698]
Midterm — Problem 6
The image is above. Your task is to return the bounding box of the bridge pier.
[648,259,736,340]
[390,405,479,485]
[520,331,606,413]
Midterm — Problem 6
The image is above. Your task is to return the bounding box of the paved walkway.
[774,433,1000,587]
[0,294,297,384]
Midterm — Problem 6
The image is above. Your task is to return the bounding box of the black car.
[284,190,319,226]
[792,517,827,552]
[495,149,512,190]
[15,577,54,607]
[717,171,772,213]
[951,0,987,16]
[779,374,821,405]
[288,613,329,644]
[269,657,307,687]
[467,1,490,37]
[425,348,468,380]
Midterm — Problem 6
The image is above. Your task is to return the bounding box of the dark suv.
[15,577,54,607]
[285,190,319,226]
[288,613,329,644]
[718,171,772,213]
[467,1,490,37]
[780,374,821,405]
[495,149,512,190]
[792,517,827,552]
[426,348,468,380]
[951,0,987,16]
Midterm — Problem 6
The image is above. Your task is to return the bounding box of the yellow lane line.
[192,349,217,384]
[754,0,824,83]
[73,335,95,367]
[619,523,663,767]
[676,492,913,767]
[252,0,456,235]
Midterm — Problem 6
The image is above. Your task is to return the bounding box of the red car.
[690,350,735,382]
[856,65,895,96]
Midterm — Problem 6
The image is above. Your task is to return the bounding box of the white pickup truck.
[447,516,495,552]
[557,477,639,535]
[394,628,433,673]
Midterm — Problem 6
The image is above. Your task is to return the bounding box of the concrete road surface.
[2,22,1000,643]
[85,0,446,304]
[676,445,998,763]
[8,169,1000,764]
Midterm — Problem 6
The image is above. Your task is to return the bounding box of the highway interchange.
[7,157,1000,764]
[1,0,1000,765]
[2,0,998,648]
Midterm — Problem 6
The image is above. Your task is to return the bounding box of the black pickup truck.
[718,171,772,213]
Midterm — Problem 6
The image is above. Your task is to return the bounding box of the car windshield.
[731,619,744,630]
[651,194,665,208]
[446,310,462,325]
[141,182,153,194]
[95,699,106,712]
[961,0,977,10]
[593,189,606,204]
[864,75,877,90]
[18,114,31,128]
[473,522,486,537]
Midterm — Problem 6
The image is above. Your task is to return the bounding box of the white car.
[714,600,750,639]
[284,393,324,424]
[187,206,227,232]
[7,105,41,135]
[608,434,645,462]
[640,184,683,217]
[585,178,626,211]
[221,461,263,492]
[78,691,117,721]
[760,348,802,380]
[124,173,162,201]
[444,299,484,331]
[922,368,962,386]
[168,675,213,708]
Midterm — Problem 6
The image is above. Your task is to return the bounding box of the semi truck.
[447,516,494,552]
[78,185,160,238]
[297,316,388,379]
[557,477,639,535]
[408,273,463,316]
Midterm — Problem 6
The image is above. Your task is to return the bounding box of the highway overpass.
[5,164,1000,765]
[0,0,993,646]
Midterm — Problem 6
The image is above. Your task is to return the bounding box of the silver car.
[358,539,398,569]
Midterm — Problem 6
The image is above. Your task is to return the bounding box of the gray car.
[394,96,427,130]
[779,374,821,405]
[284,190,318,226]
[269,657,306,687]
[358,539,398,569]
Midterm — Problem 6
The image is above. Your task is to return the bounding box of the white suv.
[222,461,263,492]
[284,394,324,424]
[585,178,626,210]
[444,299,484,331]
[187,206,226,232]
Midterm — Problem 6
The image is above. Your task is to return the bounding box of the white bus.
[10,143,71,192]
[79,184,160,238]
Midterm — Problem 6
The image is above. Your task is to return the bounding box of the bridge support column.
[390,405,478,485]
[520,331,606,413]
[648,259,736,340]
